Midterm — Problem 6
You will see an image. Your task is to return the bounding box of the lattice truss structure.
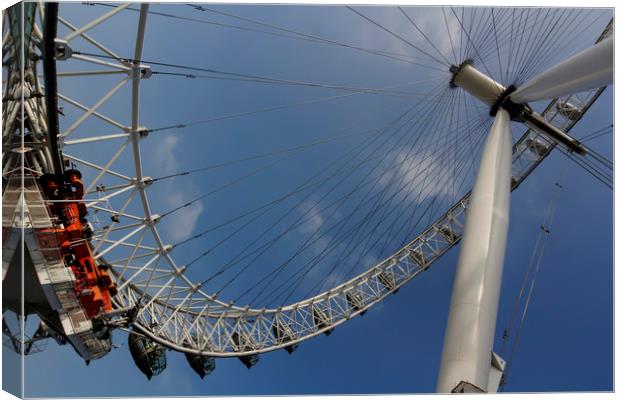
[1,3,612,358]
[2,3,52,177]
[2,5,113,360]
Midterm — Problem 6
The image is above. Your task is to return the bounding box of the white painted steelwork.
[436,109,512,393]
[62,3,131,42]
[435,19,612,393]
[452,63,505,106]
[510,36,613,103]
[451,61,589,154]
[434,20,613,391]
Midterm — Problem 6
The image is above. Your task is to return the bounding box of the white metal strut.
[436,109,512,393]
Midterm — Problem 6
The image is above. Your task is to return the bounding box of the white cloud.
[378,148,456,202]
[165,191,205,243]
[292,200,346,289]
[153,134,204,243]
[299,200,325,234]
[293,198,395,295]
[154,135,181,175]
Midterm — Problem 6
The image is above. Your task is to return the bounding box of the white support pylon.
[436,109,512,393]
[510,36,613,103]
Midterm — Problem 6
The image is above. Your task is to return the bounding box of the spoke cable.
[498,164,567,390]
[346,6,449,67]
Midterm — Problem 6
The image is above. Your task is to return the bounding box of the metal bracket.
[447,351,505,393]
[130,64,152,80]
[488,352,506,393]
[53,39,72,61]
[451,381,485,393]
[522,110,586,155]
[139,176,154,188]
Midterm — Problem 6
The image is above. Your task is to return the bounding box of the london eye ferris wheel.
[1,1,614,396]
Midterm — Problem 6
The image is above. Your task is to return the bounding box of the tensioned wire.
[583,144,613,170]
[579,124,613,143]
[510,8,555,84]
[246,87,471,303]
[467,7,496,62]
[144,77,451,135]
[184,3,445,69]
[307,119,492,302]
[70,49,447,99]
[514,10,602,85]
[150,126,404,183]
[498,160,568,390]
[270,112,492,306]
[558,147,613,189]
[202,22,548,306]
[154,83,446,221]
[512,9,582,85]
[441,7,458,65]
[384,82,483,257]
[153,96,434,296]
[164,124,397,248]
[409,88,494,240]
[293,107,492,304]
[185,83,453,291]
[346,6,450,68]
[474,8,530,82]
[502,9,603,87]
[488,8,555,83]
[71,7,602,140]
[397,6,453,66]
[105,10,504,245]
[260,108,490,302]
[184,85,456,296]
[451,7,496,81]
[61,6,611,315]
[85,2,444,70]
[149,71,450,101]
[173,8,588,304]
[163,99,425,250]
[144,89,462,135]
[300,87,492,300]
[465,8,603,88]
[199,86,490,304]
[294,84,486,299]
[249,123,476,304]
[507,8,530,84]
[477,8,522,75]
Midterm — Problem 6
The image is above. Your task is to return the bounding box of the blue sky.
[2,3,613,397]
